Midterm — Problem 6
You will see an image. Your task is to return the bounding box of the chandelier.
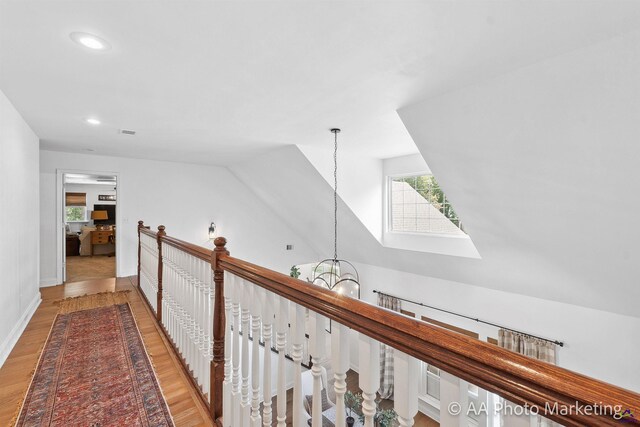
[311,128,360,299]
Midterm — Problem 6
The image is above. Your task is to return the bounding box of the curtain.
[498,329,556,364]
[499,329,558,426]
[65,192,86,206]
[377,293,401,399]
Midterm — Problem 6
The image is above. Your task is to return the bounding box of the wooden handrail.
[139,226,156,238]
[219,251,640,426]
[161,234,213,262]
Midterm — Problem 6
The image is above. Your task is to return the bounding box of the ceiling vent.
[119,129,136,135]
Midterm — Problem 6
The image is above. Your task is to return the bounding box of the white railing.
[138,222,640,427]
[162,241,214,398]
[222,271,420,427]
[139,231,159,314]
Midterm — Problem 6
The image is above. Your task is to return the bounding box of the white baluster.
[241,279,251,427]
[262,291,275,427]
[250,285,263,427]
[394,350,419,427]
[275,297,289,427]
[291,303,306,427]
[223,271,233,427]
[359,334,380,427]
[231,274,242,426]
[332,323,350,427]
[188,257,195,375]
[309,311,326,427]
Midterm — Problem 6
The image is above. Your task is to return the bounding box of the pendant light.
[311,128,360,299]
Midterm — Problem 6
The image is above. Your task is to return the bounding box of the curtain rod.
[373,290,564,347]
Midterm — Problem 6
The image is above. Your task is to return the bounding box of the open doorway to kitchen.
[62,172,118,283]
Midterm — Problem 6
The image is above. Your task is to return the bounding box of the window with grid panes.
[389,174,465,235]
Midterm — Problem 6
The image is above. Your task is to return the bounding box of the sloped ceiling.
[398,29,640,318]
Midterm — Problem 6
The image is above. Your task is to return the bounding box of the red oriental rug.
[14,302,174,426]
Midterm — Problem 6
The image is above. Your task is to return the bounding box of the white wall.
[64,183,116,232]
[299,144,384,242]
[354,261,640,393]
[0,90,41,367]
[40,150,320,285]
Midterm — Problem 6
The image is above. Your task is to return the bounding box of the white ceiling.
[3,1,640,165]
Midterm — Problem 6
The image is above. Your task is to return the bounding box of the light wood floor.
[0,277,212,427]
[65,254,116,283]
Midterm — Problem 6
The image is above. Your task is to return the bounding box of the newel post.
[156,225,166,323]
[137,221,144,288]
[211,237,229,422]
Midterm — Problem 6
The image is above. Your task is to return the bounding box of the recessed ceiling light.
[69,32,111,51]
[85,118,101,125]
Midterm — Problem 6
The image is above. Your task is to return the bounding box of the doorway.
[62,172,118,283]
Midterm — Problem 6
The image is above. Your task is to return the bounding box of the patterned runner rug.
[14,296,174,426]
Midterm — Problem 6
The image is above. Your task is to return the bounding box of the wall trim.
[0,291,41,368]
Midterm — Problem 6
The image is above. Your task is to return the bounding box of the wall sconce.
[208,222,216,240]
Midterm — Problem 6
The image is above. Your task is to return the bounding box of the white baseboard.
[0,292,42,368]
[40,277,60,287]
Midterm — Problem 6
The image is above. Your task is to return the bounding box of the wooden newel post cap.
[157,225,166,236]
[214,237,227,251]
[138,220,144,227]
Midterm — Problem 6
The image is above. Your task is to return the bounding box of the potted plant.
[374,407,398,427]
[290,265,301,279]
[357,399,398,427]
[344,391,362,427]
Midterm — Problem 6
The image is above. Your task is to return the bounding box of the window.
[65,191,87,222]
[389,175,465,235]
[419,362,441,400]
[65,206,87,222]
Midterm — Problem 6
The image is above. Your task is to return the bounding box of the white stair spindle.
[223,271,234,427]
[309,311,327,427]
[241,280,251,427]
[332,323,350,427]
[250,285,263,427]
[231,274,242,426]
[359,334,380,427]
[275,297,289,427]
[262,291,276,427]
[291,303,306,427]
[394,350,419,427]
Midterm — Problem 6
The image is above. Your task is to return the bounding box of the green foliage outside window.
[66,206,85,222]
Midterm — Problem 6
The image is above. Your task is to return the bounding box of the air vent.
[119,129,136,135]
